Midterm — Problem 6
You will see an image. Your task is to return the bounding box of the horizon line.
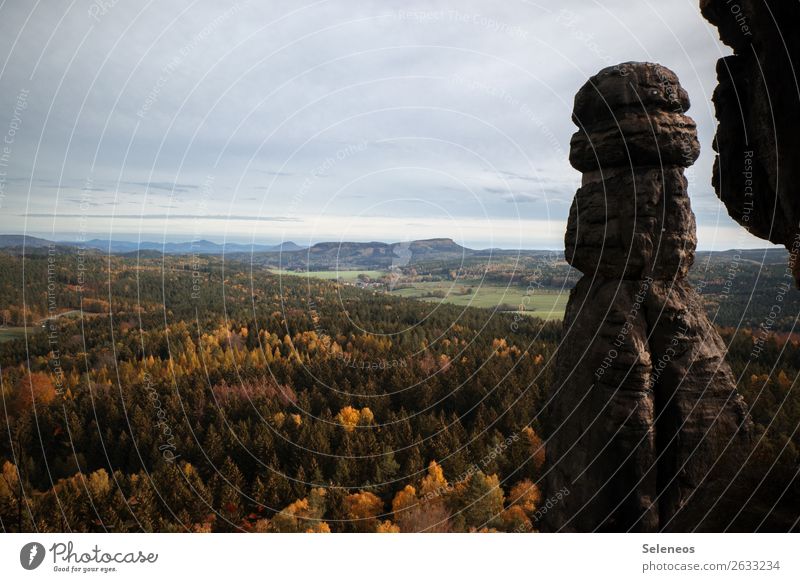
[0,232,785,254]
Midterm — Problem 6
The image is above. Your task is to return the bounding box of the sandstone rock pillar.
[544,62,751,532]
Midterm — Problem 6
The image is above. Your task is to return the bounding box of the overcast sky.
[0,0,775,250]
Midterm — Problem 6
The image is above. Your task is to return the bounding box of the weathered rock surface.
[544,62,752,532]
[701,0,800,284]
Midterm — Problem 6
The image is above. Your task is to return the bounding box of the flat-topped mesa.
[565,62,699,281]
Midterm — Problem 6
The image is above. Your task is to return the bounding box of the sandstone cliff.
[701,0,800,284]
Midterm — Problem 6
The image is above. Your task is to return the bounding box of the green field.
[269,269,386,282]
[389,281,568,320]
[0,327,32,343]
[269,270,568,320]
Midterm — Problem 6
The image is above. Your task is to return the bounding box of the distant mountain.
[0,234,55,249]
[0,236,308,256]
[118,249,164,259]
[406,238,467,256]
[311,238,464,259]
[48,238,307,255]
[80,239,140,253]
[270,241,304,252]
[247,238,473,270]
[0,234,787,270]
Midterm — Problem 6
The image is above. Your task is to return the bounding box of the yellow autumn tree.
[501,505,532,532]
[508,479,542,516]
[13,372,56,415]
[306,522,331,533]
[500,479,541,532]
[389,462,453,532]
[86,468,111,498]
[376,520,401,533]
[359,407,374,425]
[391,482,448,532]
[336,406,360,431]
[391,484,417,518]
[336,406,374,432]
[521,427,546,473]
[0,461,25,529]
[419,461,448,501]
[343,491,383,532]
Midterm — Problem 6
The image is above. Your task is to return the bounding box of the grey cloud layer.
[0,0,770,248]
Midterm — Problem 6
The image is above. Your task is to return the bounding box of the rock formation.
[544,62,752,532]
[700,0,800,284]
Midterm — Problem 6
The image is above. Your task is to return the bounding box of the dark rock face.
[544,62,752,532]
[700,0,800,284]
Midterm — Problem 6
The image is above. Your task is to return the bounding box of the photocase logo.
[20,542,46,570]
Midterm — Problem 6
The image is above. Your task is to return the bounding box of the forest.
[0,247,798,532]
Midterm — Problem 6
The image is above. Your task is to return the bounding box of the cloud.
[501,192,540,203]
[253,170,295,177]
[123,181,199,193]
[483,187,540,203]
[0,0,751,250]
[22,213,300,222]
[494,170,541,182]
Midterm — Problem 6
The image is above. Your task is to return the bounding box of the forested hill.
[0,249,797,532]
[0,250,555,532]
